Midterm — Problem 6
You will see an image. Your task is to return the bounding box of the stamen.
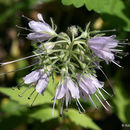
[12,81,24,90]
[17,32,28,37]
[95,94,109,111]
[111,49,122,52]
[115,55,123,59]
[0,63,37,77]
[28,88,36,99]
[93,63,115,95]
[118,42,130,45]
[92,29,116,34]
[112,61,122,68]
[31,93,39,107]
[22,14,33,21]
[76,100,82,114]
[97,90,111,107]
[118,39,128,42]
[88,95,97,109]
[0,52,45,66]
[77,99,85,112]
[101,88,113,97]
[18,84,32,97]
[16,25,32,32]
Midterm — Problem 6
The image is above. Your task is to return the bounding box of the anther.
[22,14,32,21]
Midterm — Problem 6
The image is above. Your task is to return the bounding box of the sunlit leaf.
[62,0,84,8]
[85,0,130,31]
[0,78,56,106]
[65,108,101,130]
[61,0,130,31]
[29,107,58,122]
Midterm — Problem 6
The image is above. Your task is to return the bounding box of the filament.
[77,99,85,112]
[18,84,32,97]
[16,25,32,32]
[0,62,38,77]
[28,88,36,99]
[88,95,97,109]
[0,52,45,66]
[112,61,122,68]
[95,94,108,111]
[97,90,111,107]
[31,93,39,107]
[22,14,33,21]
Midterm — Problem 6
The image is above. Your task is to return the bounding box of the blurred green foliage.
[62,0,130,31]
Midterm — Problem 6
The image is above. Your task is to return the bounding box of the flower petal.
[56,83,66,99]
[27,32,51,42]
[36,77,49,94]
[23,70,40,84]
[67,78,80,98]
[29,21,53,34]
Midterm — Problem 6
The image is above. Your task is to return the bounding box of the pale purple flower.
[88,35,121,65]
[78,73,111,110]
[23,68,49,94]
[27,13,55,42]
[52,77,84,115]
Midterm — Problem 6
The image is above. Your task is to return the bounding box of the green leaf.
[0,87,52,106]
[61,0,130,31]
[62,0,84,8]
[65,109,101,130]
[0,78,56,106]
[29,107,58,122]
[85,0,130,31]
[1,100,27,116]
[113,85,129,123]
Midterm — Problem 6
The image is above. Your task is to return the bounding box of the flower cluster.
[2,13,128,115]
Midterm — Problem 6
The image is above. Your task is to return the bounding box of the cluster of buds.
[1,13,128,115]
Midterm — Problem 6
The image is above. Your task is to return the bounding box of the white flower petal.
[23,70,40,84]
[36,77,49,94]
[56,84,66,99]
[67,78,80,98]
[65,87,70,108]
[88,36,119,63]
[27,32,51,42]
[78,74,104,95]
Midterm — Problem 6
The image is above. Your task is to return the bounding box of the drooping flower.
[88,35,121,65]
[78,73,111,110]
[27,13,56,42]
[53,77,84,115]
[23,68,49,95]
